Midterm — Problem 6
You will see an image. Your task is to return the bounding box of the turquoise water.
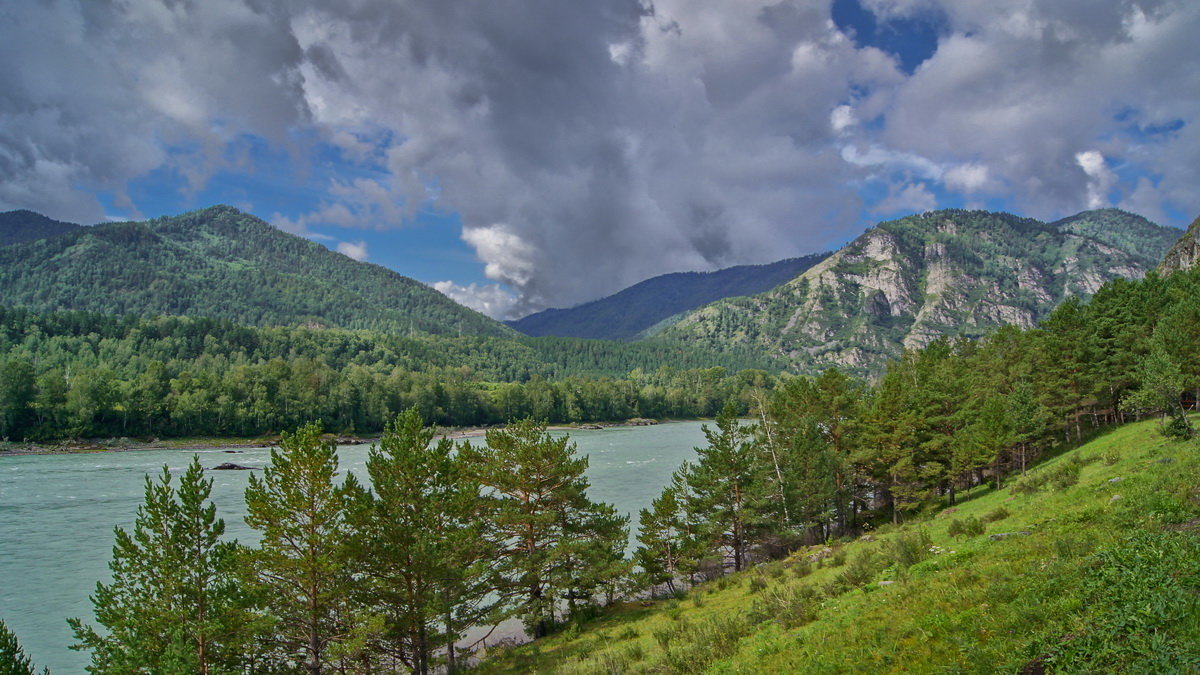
[0,422,707,673]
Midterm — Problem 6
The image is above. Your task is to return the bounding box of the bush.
[660,614,752,674]
[838,549,887,588]
[790,559,813,578]
[947,515,985,539]
[748,575,769,594]
[887,529,934,568]
[982,506,1010,523]
[747,584,821,629]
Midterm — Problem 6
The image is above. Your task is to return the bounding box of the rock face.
[660,209,1178,377]
[1158,215,1200,274]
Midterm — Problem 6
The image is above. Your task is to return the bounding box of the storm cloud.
[3,0,1198,318]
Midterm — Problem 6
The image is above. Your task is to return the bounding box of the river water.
[0,421,708,673]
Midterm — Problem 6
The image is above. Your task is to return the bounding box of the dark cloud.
[3,0,1199,318]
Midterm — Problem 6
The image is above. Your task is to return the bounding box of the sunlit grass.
[481,419,1200,673]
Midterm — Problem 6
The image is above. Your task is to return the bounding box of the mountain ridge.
[508,253,831,341]
[0,205,514,337]
[0,209,81,246]
[660,208,1178,376]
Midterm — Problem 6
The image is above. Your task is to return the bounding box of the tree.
[684,401,767,572]
[464,419,626,637]
[69,457,249,673]
[244,422,358,673]
[0,619,44,675]
[0,359,35,441]
[347,408,497,674]
[1122,346,1193,439]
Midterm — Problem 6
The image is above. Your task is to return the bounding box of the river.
[0,421,708,673]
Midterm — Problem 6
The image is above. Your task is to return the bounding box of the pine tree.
[68,457,248,673]
[464,419,626,637]
[0,619,43,675]
[244,422,357,674]
[684,401,766,572]
[347,408,497,673]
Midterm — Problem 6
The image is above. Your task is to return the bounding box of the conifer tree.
[464,419,626,637]
[684,401,766,572]
[244,422,357,674]
[347,408,496,673]
[0,619,43,675]
[69,457,248,674]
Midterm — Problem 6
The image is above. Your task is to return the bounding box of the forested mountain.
[0,205,511,337]
[660,209,1177,376]
[507,254,830,341]
[1159,213,1200,274]
[0,209,80,246]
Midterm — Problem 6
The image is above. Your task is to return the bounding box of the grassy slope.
[484,419,1200,673]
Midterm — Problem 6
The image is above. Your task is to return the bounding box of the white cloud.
[4,0,1199,315]
[432,281,520,320]
[336,239,368,261]
[871,180,937,215]
[1074,150,1116,209]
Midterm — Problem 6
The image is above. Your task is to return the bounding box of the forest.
[0,308,776,441]
[5,264,1193,673]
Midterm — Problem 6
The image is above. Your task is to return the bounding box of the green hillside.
[661,209,1178,376]
[508,254,830,341]
[485,418,1200,673]
[0,205,511,337]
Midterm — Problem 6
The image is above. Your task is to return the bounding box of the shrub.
[839,549,887,588]
[790,559,813,578]
[887,529,934,568]
[948,515,985,539]
[661,615,752,674]
[747,584,821,629]
[982,506,1010,523]
[748,575,769,594]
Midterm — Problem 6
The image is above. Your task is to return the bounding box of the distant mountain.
[1158,214,1200,274]
[660,209,1177,376]
[508,254,830,341]
[0,209,80,246]
[0,205,513,337]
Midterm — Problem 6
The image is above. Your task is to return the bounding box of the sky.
[2,0,1198,320]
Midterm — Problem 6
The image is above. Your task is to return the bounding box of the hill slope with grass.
[485,418,1200,673]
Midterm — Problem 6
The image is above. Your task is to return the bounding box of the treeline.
[68,414,629,673]
[634,266,1200,585]
[0,307,777,441]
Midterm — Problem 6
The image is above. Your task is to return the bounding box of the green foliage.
[243,422,359,672]
[69,457,251,673]
[659,614,752,674]
[1043,531,1200,671]
[0,209,79,246]
[464,419,628,638]
[946,516,984,539]
[0,307,775,441]
[0,620,42,675]
[981,506,1010,523]
[346,408,497,673]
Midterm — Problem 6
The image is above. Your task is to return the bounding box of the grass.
[479,419,1200,673]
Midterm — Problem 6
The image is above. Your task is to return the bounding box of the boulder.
[213,462,254,471]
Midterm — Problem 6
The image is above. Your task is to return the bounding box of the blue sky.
[3,0,1198,318]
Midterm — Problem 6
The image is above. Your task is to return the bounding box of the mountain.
[0,209,80,246]
[659,209,1177,376]
[0,205,513,337]
[508,254,831,341]
[1158,214,1200,274]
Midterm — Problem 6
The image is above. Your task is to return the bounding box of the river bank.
[0,418,667,457]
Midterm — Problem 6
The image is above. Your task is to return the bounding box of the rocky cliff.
[659,209,1177,377]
